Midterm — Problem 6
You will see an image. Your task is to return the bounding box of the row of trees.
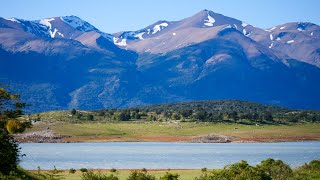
[91,107,320,123]
[92,109,275,123]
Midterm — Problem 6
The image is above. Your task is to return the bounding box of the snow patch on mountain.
[287,40,295,44]
[5,18,20,23]
[269,43,273,49]
[113,37,127,46]
[280,26,286,30]
[242,22,248,27]
[234,24,238,29]
[222,25,232,30]
[243,29,247,35]
[172,32,176,36]
[39,18,55,29]
[245,31,252,37]
[204,13,215,27]
[152,22,168,34]
[311,32,314,36]
[270,34,274,41]
[266,27,277,32]
[57,31,64,37]
[134,32,145,40]
[297,28,304,31]
[38,18,63,38]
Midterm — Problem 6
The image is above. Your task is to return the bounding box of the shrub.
[81,170,119,180]
[127,171,156,180]
[71,109,77,115]
[201,167,207,173]
[159,172,179,180]
[141,168,147,173]
[80,168,88,172]
[6,119,25,134]
[257,158,293,179]
[87,114,94,121]
[110,168,117,172]
[294,160,320,179]
[195,160,271,180]
[69,168,76,174]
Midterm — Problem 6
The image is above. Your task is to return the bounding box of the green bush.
[80,168,88,172]
[127,171,156,180]
[81,170,119,180]
[195,160,271,180]
[257,158,293,179]
[201,167,207,173]
[294,160,320,179]
[110,168,117,172]
[159,172,179,180]
[69,168,76,174]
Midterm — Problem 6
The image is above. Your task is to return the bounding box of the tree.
[0,86,26,175]
[263,112,273,121]
[87,114,94,121]
[159,172,179,180]
[257,158,293,179]
[0,128,20,175]
[227,111,238,123]
[180,109,193,118]
[127,171,156,180]
[71,109,77,115]
[171,113,181,120]
[194,109,207,121]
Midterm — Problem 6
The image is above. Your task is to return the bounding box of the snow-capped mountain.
[0,10,320,112]
[248,22,320,67]
[112,10,261,54]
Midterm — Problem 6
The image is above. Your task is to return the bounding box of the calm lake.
[20,142,320,170]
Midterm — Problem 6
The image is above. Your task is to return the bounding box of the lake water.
[20,142,320,170]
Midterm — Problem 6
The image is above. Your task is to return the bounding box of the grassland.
[21,117,320,142]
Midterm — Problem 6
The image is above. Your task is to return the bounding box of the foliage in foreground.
[0,86,30,175]
[196,159,320,180]
[81,170,119,180]
[1,159,320,180]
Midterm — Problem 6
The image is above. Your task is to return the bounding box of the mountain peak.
[60,15,98,32]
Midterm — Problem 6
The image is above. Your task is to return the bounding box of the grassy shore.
[32,169,202,180]
[20,120,320,142]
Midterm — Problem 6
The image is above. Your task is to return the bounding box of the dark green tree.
[71,108,77,115]
[0,86,26,175]
[180,109,193,118]
[194,109,207,121]
[257,158,293,179]
[263,112,273,121]
[87,114,94,121]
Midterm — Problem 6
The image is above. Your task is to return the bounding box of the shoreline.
[15,136,320,144]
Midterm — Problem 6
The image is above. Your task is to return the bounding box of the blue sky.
[0,0,319,33]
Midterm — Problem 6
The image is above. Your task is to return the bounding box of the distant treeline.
[87,100,320,124]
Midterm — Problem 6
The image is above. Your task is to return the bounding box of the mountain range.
[0,10,319,112]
